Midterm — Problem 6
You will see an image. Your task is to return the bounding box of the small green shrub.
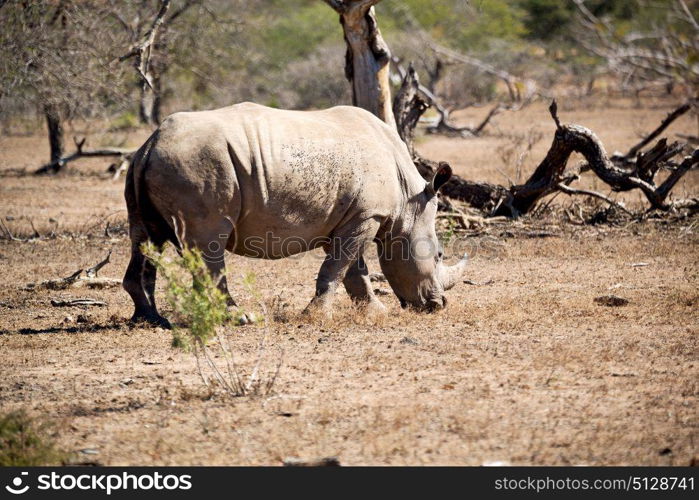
[143,243,230,350]
[0,411,65,466]
[143,243,280,397]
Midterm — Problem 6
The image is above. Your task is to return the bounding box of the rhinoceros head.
[378,163,468,312]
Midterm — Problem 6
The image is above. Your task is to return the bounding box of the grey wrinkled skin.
[122,102,468,327]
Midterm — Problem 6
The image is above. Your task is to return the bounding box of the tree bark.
[151,72,163,125]
[43,103,64,171]
[325,0,395,128]
[139,82,155,125]
[138,70,162,125]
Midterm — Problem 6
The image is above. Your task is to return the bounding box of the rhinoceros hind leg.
[130,310,172,329]
[123,228,171,329]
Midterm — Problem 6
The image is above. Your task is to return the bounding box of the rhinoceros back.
[145,103,421,258]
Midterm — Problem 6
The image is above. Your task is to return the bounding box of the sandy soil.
[0,98,697,465]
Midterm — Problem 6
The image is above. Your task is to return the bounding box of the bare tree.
[0,0,131,172]
[116,0,202,126]
[392,57,514,138]
[573,0,699,96]
[43,102,64,166]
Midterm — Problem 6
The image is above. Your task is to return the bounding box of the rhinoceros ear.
[429,162,452,195]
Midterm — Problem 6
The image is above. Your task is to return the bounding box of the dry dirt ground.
[0,97,697,465]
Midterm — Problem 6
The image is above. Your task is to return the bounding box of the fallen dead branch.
[0,216,45,242]
[50,298,107,307]
[392,67,698,218]
[25,270,83,291]
[436,211,511,230]
[594,295,629,307]
[24,251,118,291]
[0,218,23,242]
[464,279,494,286]
[86,250,111,277]
[555,183,633,216]
[283,456,341,467]
[504,104,698,215]
[677,134,699,146]
[35,136,135,175]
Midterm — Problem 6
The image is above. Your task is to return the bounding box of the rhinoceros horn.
[440,254,469,291]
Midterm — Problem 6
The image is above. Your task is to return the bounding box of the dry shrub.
[143,243,282,397]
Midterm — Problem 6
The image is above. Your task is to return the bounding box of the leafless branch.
[556,183,633,215]
[86,250,112,278]
[573,0,698,92]
[392,57,516,138]
[428,42,523,103]
[622,100,693,159]
[119,0,171,63]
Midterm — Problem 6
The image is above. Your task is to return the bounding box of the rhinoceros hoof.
[301,302,332,320]
[130,312,172,330]
[365,300,387,315]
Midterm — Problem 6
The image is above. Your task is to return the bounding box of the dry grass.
[0,97,697,465]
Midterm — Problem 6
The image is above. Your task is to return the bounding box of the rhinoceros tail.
[125,131,179,250]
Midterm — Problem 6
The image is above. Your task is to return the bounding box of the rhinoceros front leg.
[343,256,386,313]
[304,217,381,315]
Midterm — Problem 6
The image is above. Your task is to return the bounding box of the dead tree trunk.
[120,0,171,127]
[138,69,162,125]
[151,73,163,125]
[324,0,395,128]
[43,103,64,170]
[393,65,508,210]
[138,76,156,125]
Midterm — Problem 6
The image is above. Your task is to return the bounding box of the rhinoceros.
[123,102,468,327]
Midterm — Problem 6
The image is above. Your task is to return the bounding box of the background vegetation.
[1,0,696,135]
